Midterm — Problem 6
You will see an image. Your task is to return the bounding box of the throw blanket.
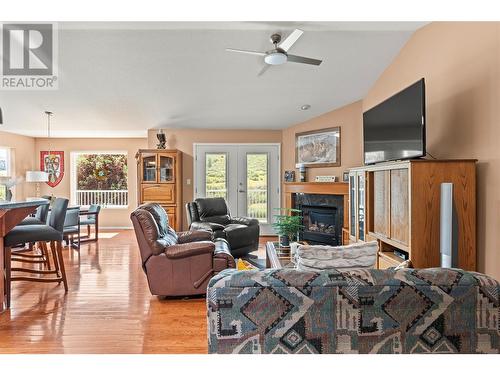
[295,241,378,271]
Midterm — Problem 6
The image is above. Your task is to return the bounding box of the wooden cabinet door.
[373,170,390,238]
[161,206,176,230]
[142,184,175,204]
[158,153,175,183]
[390,168,409,246]
[141,152,158,183]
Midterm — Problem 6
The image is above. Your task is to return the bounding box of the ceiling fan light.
[264,52,287,65]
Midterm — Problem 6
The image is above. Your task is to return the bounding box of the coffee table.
[265,241,299,269]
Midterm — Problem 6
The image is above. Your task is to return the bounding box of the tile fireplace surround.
[283,182,349,245]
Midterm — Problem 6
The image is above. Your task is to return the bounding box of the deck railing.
[205,187,267,222]
[76,190,128,207]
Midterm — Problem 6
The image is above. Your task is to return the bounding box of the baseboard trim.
[100,226,133,230]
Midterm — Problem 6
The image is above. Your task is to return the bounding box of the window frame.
[70,150,129,209]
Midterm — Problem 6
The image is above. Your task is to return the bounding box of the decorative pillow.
[295,241,378,271]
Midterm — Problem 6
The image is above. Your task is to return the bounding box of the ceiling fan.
[226,29,323,76]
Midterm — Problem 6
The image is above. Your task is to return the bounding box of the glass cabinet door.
[358,173,365,241]
[158,154,174,182]
[142,153,157,182]
[349,174,357,238]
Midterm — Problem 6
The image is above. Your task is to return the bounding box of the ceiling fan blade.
[287,54,322,66]
[278,29,304,52]
[226,48,266,56]
[257,64,271,77]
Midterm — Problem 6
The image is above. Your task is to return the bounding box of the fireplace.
[294,194,344,245]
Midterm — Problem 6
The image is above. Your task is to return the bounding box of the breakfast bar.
[0,199,49,313]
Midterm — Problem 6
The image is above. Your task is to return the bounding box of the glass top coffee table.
[265,241,303,269]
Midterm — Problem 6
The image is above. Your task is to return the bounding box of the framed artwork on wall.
[284,170,295,182]
[295,127,341,168]
[40,151,64,187]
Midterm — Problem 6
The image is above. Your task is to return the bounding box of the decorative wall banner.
[40,151,64,187]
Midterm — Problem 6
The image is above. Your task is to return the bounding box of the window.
[71,152,128,208]
[0,148,11,200]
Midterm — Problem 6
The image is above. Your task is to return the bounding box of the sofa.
[186,197,260,257]
[131,203,235,297]
[207,267,499,353]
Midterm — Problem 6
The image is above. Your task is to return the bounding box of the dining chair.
[63,206,81,250]
[3,198,69,308]
[80,204,101,242]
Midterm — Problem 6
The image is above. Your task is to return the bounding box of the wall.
[364,22,500,279]
[35,137,148,228]
[147,128,283,229]
[281,101,363,185]
[0,130,36,199]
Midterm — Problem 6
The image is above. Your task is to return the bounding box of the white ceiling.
[0,22,427,138]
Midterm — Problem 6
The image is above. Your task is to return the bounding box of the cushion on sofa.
[295,241,378,271]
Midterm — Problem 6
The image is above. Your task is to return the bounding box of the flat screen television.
[363,78,426,164]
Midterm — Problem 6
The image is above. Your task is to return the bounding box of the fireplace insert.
[295,193,343,246]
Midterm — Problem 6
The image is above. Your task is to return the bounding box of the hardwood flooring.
[0,230,270,354]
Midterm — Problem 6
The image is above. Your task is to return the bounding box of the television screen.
[363,78,426,164]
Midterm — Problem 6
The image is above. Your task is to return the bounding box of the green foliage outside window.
[76,154,128,190]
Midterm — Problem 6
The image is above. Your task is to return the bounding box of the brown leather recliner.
[131,203,235,297]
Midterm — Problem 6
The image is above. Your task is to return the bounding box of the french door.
[194,144,280,235]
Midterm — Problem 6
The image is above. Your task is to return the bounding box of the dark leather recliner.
[185,197,260,258]
[131,203,235,297]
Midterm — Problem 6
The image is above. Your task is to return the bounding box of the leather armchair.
[131,203,235,297]
[186,197,260,257]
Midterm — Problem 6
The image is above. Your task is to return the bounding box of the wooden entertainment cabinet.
[348,159,477,270]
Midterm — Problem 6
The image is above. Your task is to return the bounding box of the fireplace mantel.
[284,182,349,244]
[283,182,348,196]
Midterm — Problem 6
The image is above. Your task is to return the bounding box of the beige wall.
[147,128,282,229]
[281,101,363,184]
[364,22,500,279]
[34,137,148,228]
[0,130,36,199]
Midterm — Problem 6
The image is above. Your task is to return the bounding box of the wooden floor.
[0,230,269,354]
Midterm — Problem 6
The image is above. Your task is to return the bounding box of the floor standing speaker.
[440,183,458,267]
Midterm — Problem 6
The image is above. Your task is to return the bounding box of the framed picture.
[295,127,340,168]
[284,170,295,182]
[342,171,349,182]
[40,151,64,187]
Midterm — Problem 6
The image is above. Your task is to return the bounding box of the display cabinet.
[136,149,182,231]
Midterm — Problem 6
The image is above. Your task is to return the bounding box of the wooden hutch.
[136,149,182,231]
[348,159,477,270]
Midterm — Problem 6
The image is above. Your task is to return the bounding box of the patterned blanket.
[207,267,499,353]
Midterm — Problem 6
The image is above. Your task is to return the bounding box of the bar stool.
[3,198,69,308]
[13,197,51,268]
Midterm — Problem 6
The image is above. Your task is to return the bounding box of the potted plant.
[272,208,303,247]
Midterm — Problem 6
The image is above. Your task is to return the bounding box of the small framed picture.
[342,171,349,182]
[284,170,295,182]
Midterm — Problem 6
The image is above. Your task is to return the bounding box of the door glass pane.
[142,154,156,182]
[358,174,365,241]
[159,155,174,182]
[246,153,268,223]
[350,175,356,237]
[205,153,227,199]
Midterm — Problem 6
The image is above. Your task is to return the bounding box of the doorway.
[194,144,280,235]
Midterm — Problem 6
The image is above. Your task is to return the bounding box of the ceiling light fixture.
[301,104,311,110]
[264,51,287,65]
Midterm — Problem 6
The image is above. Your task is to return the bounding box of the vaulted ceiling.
[0,22,426,137]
